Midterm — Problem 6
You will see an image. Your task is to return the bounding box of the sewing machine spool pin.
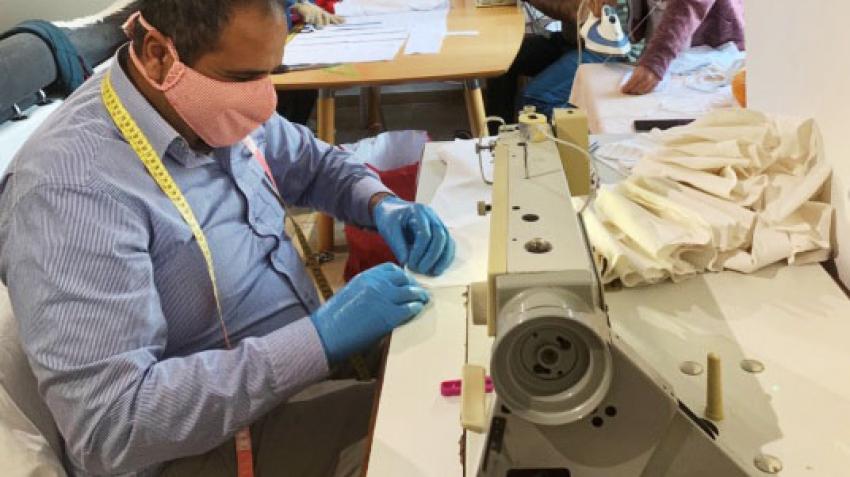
[705,353,724,421]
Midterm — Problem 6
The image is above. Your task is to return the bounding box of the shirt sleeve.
[638,0,718,79]
[2,183,329,474]
[261,114,390,227]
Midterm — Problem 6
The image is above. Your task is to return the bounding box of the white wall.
[0,0,117,30]
[745,0,850,286]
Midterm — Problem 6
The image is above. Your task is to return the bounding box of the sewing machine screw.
[754,454,783,474]
[525,238,552,254]
[741,359,765,373]
[475,140,496,154]
[679,361,704,376]
[477,201,492,216]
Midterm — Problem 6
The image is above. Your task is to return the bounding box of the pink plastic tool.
[441,376,494,397]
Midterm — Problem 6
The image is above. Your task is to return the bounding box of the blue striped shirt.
[0,47,389,476]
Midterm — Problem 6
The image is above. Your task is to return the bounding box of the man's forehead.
[205,3,287,70]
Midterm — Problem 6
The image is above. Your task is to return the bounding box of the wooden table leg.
[463,89,479,137]
[317,88,336,253]
[366,86,384,135]
[463,79,487,138]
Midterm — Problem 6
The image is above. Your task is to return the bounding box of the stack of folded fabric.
[583,109,833,287]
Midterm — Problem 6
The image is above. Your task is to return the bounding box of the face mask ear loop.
[126,11,183,62]
[126,12,185,90]
[122,11,141,39]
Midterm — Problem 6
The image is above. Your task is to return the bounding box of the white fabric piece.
[585,110,833,286]
[0,285,65,475]
[593,135,660,171]
[667,42,745,76]
[340,130,429,169]
[0,387,66,477]
[415,140,494,288]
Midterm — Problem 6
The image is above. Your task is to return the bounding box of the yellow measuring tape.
[101,72,233,347]
[102,72,254,476]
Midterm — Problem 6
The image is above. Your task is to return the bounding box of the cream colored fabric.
[584,110,833,286]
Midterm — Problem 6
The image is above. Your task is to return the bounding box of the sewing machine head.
[471,118,750,476]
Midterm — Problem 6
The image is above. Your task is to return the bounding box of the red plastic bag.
[343,131,428,281]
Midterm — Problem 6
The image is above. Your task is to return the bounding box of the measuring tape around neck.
[101,71,254,477]
[242,138,372,382]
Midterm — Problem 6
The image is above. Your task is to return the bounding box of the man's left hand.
[621,66,661,95]
[373,196,455,276]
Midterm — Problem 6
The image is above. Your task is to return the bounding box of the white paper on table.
[292,27,409,46]
[445,30,479,36]
[343,10,446,32]
[403,9,449,55]
[414,139,495,288]
[404,26,446,54]
[283,38,403,65]
[336,0,448,16]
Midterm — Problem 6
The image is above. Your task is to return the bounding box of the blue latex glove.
[373,196,456,276]
[309,263,430,364]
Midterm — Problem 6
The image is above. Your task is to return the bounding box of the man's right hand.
[309,263,430,364]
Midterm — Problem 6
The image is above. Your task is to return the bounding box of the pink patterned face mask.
[123,11,277,148]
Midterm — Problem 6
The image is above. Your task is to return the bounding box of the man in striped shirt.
[0,0,454,475]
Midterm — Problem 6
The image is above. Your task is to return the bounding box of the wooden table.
[272,0,524,251]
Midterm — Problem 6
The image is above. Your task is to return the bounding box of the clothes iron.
[580,4,631,56]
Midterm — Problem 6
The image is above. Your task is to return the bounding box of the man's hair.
[131,0,284,65]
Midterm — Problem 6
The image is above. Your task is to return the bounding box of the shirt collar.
[108,45,214,168]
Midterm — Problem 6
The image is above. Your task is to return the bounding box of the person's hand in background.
[621,66,661,95]
[292,2,343,27]
[310,263,429,364]
[373,196,456,276]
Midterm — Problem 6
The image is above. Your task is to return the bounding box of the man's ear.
[139,30,175,85]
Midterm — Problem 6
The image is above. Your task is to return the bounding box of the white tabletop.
[570,63,737,135]
[368,140,850,476]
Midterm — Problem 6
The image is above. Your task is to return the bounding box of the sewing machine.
[461,124,751,476]
[367,111,850,477]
